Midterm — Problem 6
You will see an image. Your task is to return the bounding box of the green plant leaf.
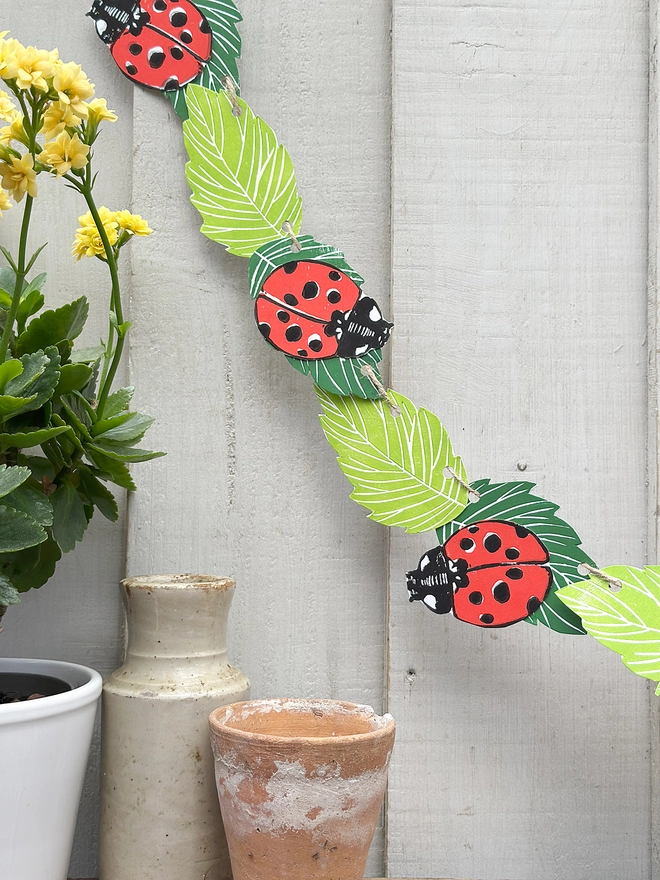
[0,464,31,498]
[102,386,134,419]
[2,482,53,526]
[92,412,154,444]
[317,387,469,532]
[167,0,242,120]
[88,441,165,464]
[70,344,105,364]
[55,363,94,396]
[78,466,118,522]
[15,297,88,357]
[0,358,25,392]
[248,235,365,301]
[0,572,20,605]
[435,479,588,634]
[288,349,384,399]
[0,505,47,552]
[4,348,61,417]
[0,425,71,452]
[184,85,303,258]
[557,566,660,687]
[51,477,89,552]
[86,449,137,491]
[2,536,61,592]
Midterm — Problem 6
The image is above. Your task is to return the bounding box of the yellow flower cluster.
[0,32,118,216]
[72,208,153,261]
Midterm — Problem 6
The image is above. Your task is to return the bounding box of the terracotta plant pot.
[209,699,395,880]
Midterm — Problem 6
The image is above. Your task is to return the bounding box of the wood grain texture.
[389,1,652,879]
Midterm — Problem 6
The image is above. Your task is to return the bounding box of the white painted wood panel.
[389,2,652,879]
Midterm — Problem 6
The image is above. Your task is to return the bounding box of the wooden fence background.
[1,0,657,877]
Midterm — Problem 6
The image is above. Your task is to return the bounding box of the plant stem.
[0,193,33,363]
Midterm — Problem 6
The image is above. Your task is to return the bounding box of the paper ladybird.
[406,520,552,627]
[88,0,212,91]
[255,260,393,360]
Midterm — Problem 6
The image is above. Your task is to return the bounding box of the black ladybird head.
[406,546,455,615]
[87,0,148,44]
[326,294,393,359]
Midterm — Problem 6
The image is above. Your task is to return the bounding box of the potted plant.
[0,30,161,880]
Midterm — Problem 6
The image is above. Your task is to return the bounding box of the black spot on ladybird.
[515,525,530,539]
[329,270,341,281]
[180,29,193,43]
[327,289,341,304]
[163,76,179,91]
[505,548,520,560]
[129,43,142,56]
[493,581,510,603]
[297,349,308,357]
[506,568,524,580]
[527,596,541,614]
[170,46,184,60]
[154,0,166,10]
[309,337,323,352]
[148,48,166,69]
[479,613,494,624]
[484,533,502,553]
[285,325,303,342]
[199,18,211,33]
[468,591,483,605]
[258,322,271,339]
[276,311,290,323]
[468,525,480,533]
[126,62,138,75]
[283,293,298,306]
[283,262,298,274]
[302,281,319,299]
[170,9,188,27]
[459,538,475,552]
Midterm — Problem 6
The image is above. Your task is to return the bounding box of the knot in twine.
[580,563,623,591]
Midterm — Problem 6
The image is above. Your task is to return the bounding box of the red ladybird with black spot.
[255,260,393,360]
[406,520,552,627]
[88,0,212,91]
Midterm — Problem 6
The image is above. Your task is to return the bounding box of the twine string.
[222,76,243,117]
[444,466,481,500]
[360,365,402,417]
[580,563,623,591]
[281,221,302,252]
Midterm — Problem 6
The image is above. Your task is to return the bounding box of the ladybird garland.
[88,2,633,638]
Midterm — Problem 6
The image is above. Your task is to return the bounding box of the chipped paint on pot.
[209,698,395,880]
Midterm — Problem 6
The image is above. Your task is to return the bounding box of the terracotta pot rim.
[122,574,235,591]
[209,698,395,745]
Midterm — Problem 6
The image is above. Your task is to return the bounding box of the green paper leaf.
[288,349,384,399]
[0,464,31,498]
[184,85,303,257]
[0,505,47,552]
[248,235,365,301]
[167,0,242,121]
[0,425,71,452]
[435,479,588,634]
[0,573,20,605]
[51,478,89,553]
[15,297,88,357]
[317,387,469,533]
[557,566,660,688]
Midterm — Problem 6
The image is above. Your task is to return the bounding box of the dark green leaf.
[78,467,118,522]
[2,537,61,592]
[93,412,154,443]
[24,244,48,275]
[102,386,134,419]
[88,441,165,463]
[0,573,20,605]
[56,363,94,396]
[15,298,88,357]
[2,482,53,526]
[435,479,589,635]
[4,348,61,416]
[58,397,92,440]
[86,449,136,491]
[0,245,18,272]
[0,465,31,498]
[22,455,54,482]
[288,349,384,399]
[0,425,71,452]
[51,478,89,552]
[0,505,47,552]
[17,290,44,328]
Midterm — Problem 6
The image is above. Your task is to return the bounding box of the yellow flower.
[85,98,117,125]
[0,116,27,147]
[12,45,58,92]
[0,36,23,81]
[52,61,94,119]
[0,152,37,201]
[115,210,153,236]
[72,207,119,261]
[40,100,80,141]
[0,187,11,218]
[39,131,89,176]
[0,90,18,123]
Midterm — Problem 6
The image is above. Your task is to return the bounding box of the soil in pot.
[0,672,71,703]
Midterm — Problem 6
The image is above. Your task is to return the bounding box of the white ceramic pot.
[99,574,250,880]
[0,657,102,880]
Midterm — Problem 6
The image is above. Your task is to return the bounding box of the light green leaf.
[88,441,165,464]
[0,505,47,552]
[102,386,134,419]
[317,387,469,533]
[56,363,94,396]
[436,479,588,634]
[0,425,71,452]
[4,348,61,417]
[0,464,31,498]
[70,344,105,364]
[288,349,384,399]
[184,85,303,258]
[557,566,660,689]
[0,359,24,392]
[0,573,20,605]
[93,412,154,444]
[167,0,242,121]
